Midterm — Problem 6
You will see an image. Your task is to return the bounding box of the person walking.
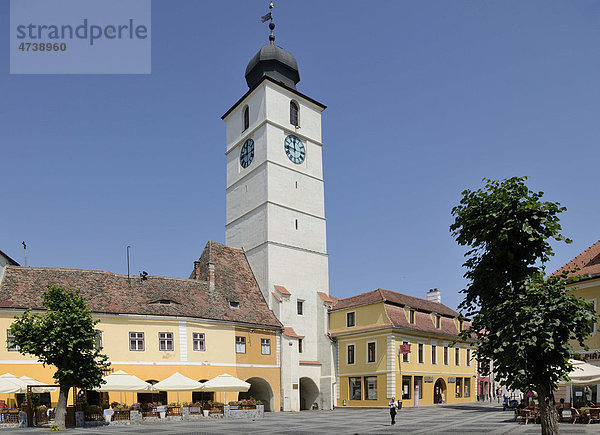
[389,397,398,425]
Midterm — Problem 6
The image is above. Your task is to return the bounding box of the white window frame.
[466,348,471,366]
[6,330,19,351]
[401,340,410,363]
[418,342,424,364]
[193,332,205,352]
[366,341,377,364]
[94,332,102,349]
[129,332,145,351]
[455,347,460,366]
[235,336,246,354]
[261,338,271,355]
[443,343,449,365]
[346,343,356,365]
[431,343,437,365]
[297,299,304,315]
[159,332,174,352]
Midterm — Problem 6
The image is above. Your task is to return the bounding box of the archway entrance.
[299,377,319,410]
[238,377,274,412]
[434,378,447,404]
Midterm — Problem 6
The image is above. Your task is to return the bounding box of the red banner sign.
[399,344,411,355]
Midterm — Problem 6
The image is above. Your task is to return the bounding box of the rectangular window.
[159,332,174,351]
[297,300,303,315]
[364,376,377,400]
[193,333,205,351]
[349,377,362,400]
[402,340,410,363]
[94,332,102,349]
[436,315,441,328]
[409,310,415,324]
[418,343,424,363]
[455,347,460,366]
[129,332,144,351]
[235,336,246,353]
[261,338,271,355]
[443,346,449,365]
[414,376,423,399]
[347,344,355,364]
[6,331,19,351]
[298,338,303,353]
[402,376,412,400]
[464,378,471,397]
[367,342,376,363]
[431,344,437,364]
[346,312,355,327]
[466,348,471,366]
[456,377,463,398]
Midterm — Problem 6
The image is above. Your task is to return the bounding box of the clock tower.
[222,12,334,412]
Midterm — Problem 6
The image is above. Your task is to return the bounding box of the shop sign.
[424,376,434,383]
[399,344,411,354]
[448,377,456,383]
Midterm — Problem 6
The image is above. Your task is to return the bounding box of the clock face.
[240,138,254,168]
[284,135,305,164]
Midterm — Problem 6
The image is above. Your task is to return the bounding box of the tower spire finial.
[261,2,275,45]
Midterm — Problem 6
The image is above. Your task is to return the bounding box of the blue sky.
[1,1,599,312]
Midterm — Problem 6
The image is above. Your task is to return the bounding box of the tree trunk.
[537,385,559,435]
[55,385,70,430]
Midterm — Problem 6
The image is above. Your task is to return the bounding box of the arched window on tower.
[290,101,299,127]
[243,106,249,131]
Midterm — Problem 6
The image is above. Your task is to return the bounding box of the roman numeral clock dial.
[240,138,254,168]
[284,134,305,164]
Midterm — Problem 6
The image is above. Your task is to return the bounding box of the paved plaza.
[12,403,600,434]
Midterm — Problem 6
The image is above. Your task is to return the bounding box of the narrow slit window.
[295,219,298,230]
[243,106,249,131]
[290,101,299,126]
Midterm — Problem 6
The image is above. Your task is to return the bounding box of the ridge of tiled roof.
[0,241,281,328]
[332,288,459,318]
[552,240,600,278]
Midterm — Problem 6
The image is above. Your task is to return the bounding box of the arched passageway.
[434,378,447,404]
[299,377,319,410]
[238,377,274,412]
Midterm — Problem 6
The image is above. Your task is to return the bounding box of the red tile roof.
[332,288,459,318]
[274,285,291,296]
[299,360,322,365]
[317,291,337,304]
[552,240,600,278]
[282,327,299,338]
[385,305,467,337]
[0,241,281,328]
[271,292,282,302]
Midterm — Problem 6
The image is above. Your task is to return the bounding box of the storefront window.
[402,376,412,400]
[364,376,377,400]
[349,377,362,400]
[414,376,423,399]
[455,378,463,398]
[464,378,470,397]
[572,384,597,407]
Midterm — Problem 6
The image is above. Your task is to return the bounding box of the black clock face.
[240,138,254,168]
[284,135,305,164]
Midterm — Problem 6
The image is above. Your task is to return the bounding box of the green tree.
[450,177,597,435]
[9,285,109,429]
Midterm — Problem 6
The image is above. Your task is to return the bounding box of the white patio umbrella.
[97,370,155,404]
[201,373,250,404]
[152,372,204,404]
[562,359,600,385]
[0,373,27,408]
[19,376,57,393]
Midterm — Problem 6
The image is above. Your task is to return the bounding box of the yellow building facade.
[330,288,477,407]
[0,241,282,411]
[552,240,600,406]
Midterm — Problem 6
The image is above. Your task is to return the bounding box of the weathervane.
[261,2,275,45]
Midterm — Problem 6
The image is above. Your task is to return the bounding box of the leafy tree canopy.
[450,176,597,435]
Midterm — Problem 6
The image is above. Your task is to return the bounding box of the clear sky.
[1,1,599,312]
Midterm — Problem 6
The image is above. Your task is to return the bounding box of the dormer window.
[243,106,249,131]
[436,315,441,328]
[150,299,179,305]
[229,301,240,309]
[290,101,299,127]
[409,310,415,324]
[459,319,464,331]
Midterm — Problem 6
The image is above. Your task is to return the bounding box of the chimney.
[427,288,441,304]
[208,263,215,293]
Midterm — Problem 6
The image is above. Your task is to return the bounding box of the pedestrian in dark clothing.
[389,397,398,425]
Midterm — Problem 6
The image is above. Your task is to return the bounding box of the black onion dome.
[245,44,300,89]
